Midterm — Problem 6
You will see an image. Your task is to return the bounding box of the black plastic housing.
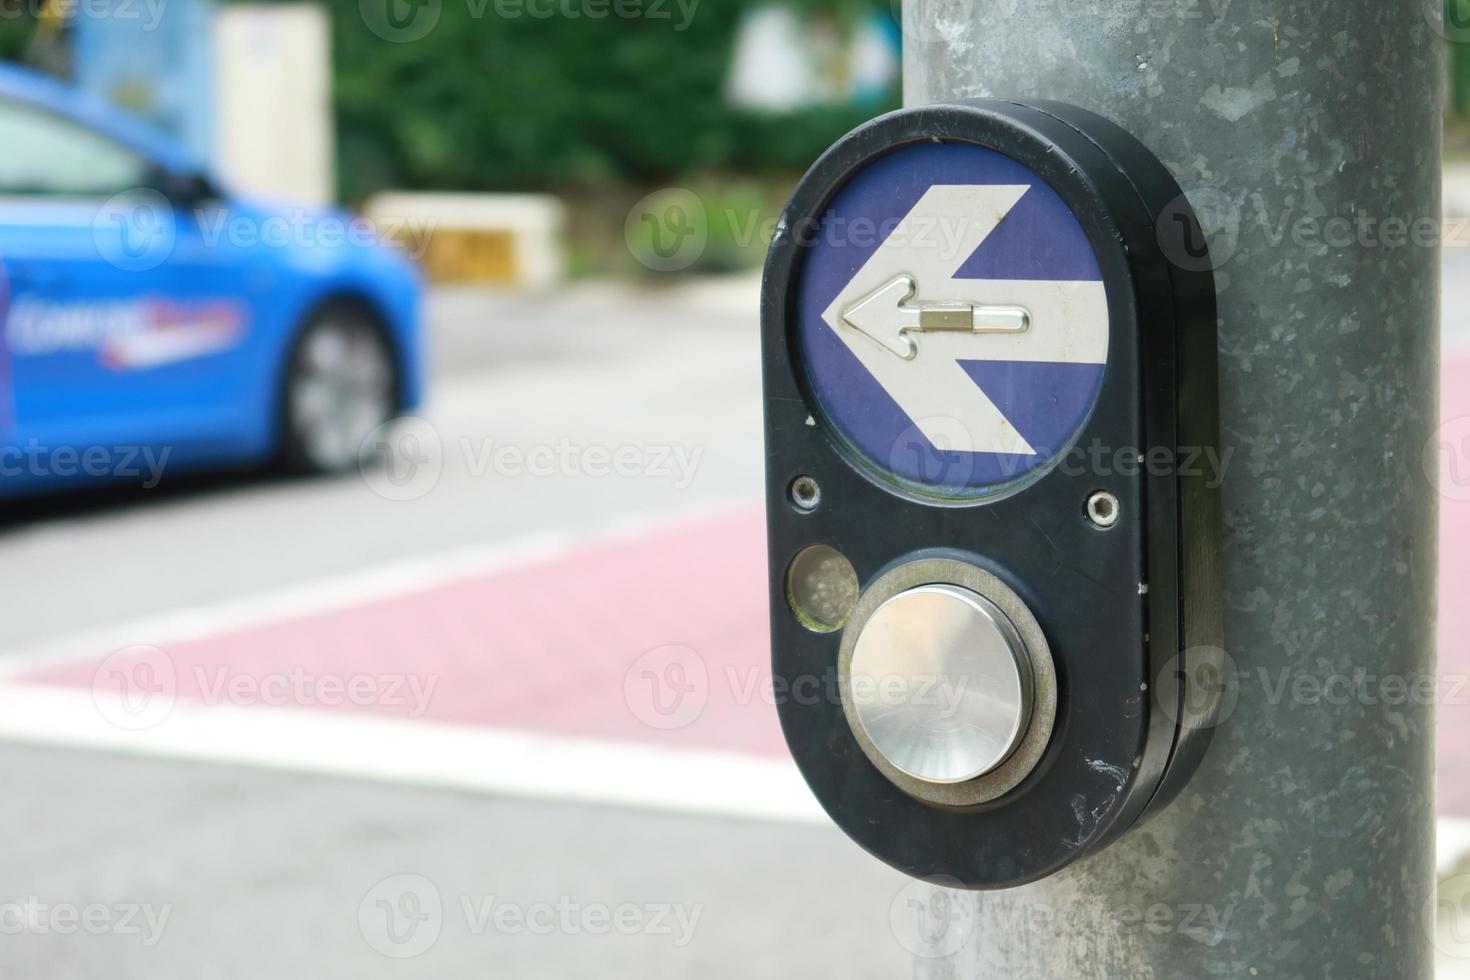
[760,99,1222,888]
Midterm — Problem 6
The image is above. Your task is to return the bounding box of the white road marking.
[1441,815,1470,875]
[0,679,1461,839]
[0,684,826,824]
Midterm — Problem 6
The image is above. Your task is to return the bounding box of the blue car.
[0,63,424,496]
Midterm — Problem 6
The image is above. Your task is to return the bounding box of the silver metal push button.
[848,583,1034,785]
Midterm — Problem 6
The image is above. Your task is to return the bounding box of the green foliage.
[328,0,898,200]
[612,175,796,274]
[3,0,897,198]
[0,4,39,62]
[1454,33,1470,116]
[1449,0,1470,117]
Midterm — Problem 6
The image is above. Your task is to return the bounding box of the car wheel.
[279,305,397,474]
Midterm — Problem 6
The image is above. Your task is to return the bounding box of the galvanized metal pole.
[903,1,1443,977]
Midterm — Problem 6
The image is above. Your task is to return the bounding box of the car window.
[0,96,152,197]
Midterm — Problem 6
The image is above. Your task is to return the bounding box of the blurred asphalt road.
[2,253,1470,978]
[0,277,766,651]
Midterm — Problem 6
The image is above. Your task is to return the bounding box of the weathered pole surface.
[903,1,1443,977]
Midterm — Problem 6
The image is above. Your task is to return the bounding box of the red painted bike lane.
[22,507,786,757]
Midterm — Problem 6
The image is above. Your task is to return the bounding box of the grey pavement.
[0,743,914,980]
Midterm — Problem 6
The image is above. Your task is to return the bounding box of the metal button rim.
[837,557,1057,808]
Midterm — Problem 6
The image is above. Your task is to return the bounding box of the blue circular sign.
[796,140,1108,499]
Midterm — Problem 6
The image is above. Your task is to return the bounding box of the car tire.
[278,303,398,475]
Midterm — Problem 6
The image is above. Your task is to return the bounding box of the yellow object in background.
[365,193,566,288]
[409,229,518,284]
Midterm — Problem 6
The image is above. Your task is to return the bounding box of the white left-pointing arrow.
[820,184,1109,458]
[842,273,1031,360]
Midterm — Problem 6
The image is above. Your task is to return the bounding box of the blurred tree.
[0,0,72,73]
[2,0,896,196]
[0,5,25,62]
[1450,0,1469,116]
[327,0,897,199]
[1454,39,1470,116]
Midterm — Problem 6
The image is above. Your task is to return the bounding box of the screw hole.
[790,475,821,513]
[1085,490,1119,529]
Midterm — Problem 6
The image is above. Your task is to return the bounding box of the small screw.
[1085,490,1120,529]
[790,475,821,513]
